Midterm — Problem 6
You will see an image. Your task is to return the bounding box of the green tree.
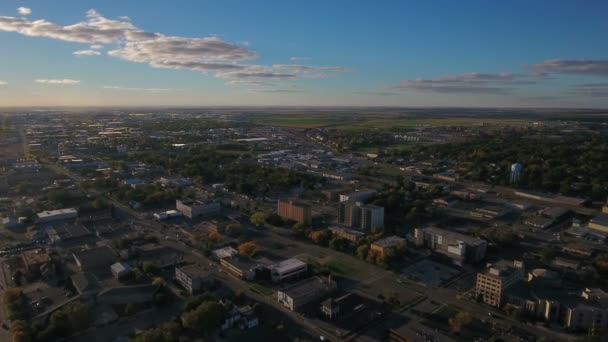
[181,301,224,336]
[356,245,369,260]
[250,212,267,227]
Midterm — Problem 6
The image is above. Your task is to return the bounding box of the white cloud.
[102,85,173,92]
[0,81,7,86]
[35,79,80,85]
[0,9,351,83]
[73,49,101,56]
[17,7,31,15]
[290,57,310,61]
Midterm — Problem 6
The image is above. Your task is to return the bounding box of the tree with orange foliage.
[238,241,259,258]
[207,229,219,241]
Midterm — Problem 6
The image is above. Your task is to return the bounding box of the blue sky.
[0,0,607,107]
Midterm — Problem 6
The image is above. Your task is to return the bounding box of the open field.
[251,113,534,130]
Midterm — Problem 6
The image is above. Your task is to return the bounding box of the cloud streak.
[35,79,80,85]
[74,49,101,56]
[102,85,174,92]
[531,59,608,77]
[0,81,7,86]
[388,72,533,94]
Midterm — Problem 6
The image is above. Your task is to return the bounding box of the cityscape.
[1,2,608,342]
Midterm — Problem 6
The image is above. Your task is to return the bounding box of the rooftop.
[36,208,78,218]
[372,235,406,248]
[270,258,307,274]
[421,226,486,246]
[280,276,336,300]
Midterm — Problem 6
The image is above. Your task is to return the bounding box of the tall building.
[339,190,376,203]
[475,260,525,308]
[277,199,312,225]
[338,201,384,231]
[510,163,522,184]
[414,227,487,264]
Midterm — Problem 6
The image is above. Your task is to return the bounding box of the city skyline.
[1,0,608,107]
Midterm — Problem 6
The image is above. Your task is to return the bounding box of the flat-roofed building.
[588,214,608,233]
[212,246,239,259]
[277,199,312,225]
[339,190,376,203]
[414,226,487,264]
[110,262,132,279]
[475,260,525,308]
[277,276,337,311]
[220,257,258,280]
[563,288,608,331]
[370,235,406,258]
[73,246,116,272]
[175,264,212,294]
[269,258,308,283]
[36,208,78,223]
[176,199,220,219]
[328,226,366,242]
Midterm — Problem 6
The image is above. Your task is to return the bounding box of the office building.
[269,258,308,283]
[176,199,220,219]
[277,276,337,311]
[36,208,78,223]
[475,260,525,308]
[175,264,212,294]
[414,226,487,264]
[339,190,376,203]
[588,214,608,233]
[277,199,311,225]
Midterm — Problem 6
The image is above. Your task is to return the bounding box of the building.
[36,208,78,223]
[276,199,311,225]
[176,199,220,219]
[153,210,182,221]
[370,236,406,258]
[475,260,525,308]
[414,227,487,264]
[277,276,337,311]
[338,201,384,231]
[588,214,608,233]
[212,246,239,259]
[328,226,366,242]
[563,288,608,332]
[72,246,116,272]
[175,264,212,294]
[339,190,376,203]
[21,249,51,274]
[269,258,308,283]
[220,257,258,280]
[110,262,132,279]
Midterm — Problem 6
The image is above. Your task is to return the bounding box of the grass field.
[252,113,532,130]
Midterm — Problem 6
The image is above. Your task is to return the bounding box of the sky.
[0,0,607,107]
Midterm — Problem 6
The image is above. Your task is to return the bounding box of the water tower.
[510,163,522,184]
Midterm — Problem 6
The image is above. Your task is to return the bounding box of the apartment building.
[277,199,312,225]
[338,201,384,231]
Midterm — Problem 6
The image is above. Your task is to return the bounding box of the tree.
[142,261,158,274]
[225,223,242,237]
[3,288,22,304]
[238,241,259,258]
[152,276,166,287]
[181,301,224,336]
[329,237,348,252]
[265,213,284,226]
[135,321,181,342]
[356,245,369,260]
[309,229,331,246]
[540,247,556,263]
[250,212,267,227]
[449,311,473,334]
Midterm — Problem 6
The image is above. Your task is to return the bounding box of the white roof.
[36,208,77,218]
[270,258,306,274]
[212,246,238,259]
